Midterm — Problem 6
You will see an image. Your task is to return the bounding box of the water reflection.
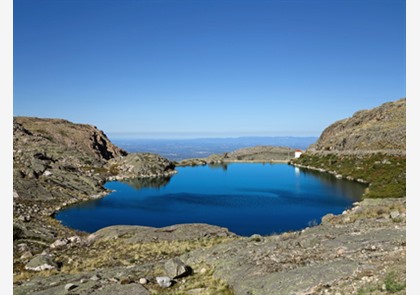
[208,163,228,171]
[298,168,367,201]
[120,176,172,190]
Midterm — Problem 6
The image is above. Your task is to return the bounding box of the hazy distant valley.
[110,136,317,161]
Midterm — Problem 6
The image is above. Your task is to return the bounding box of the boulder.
[156,276,173,288]
[50,238,69,249]
[25,255,57,271]
[390,210,400,219]
[164,257,192,279]
[64,283,77,292]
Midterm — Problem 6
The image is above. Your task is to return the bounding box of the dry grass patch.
[59,236,237,274]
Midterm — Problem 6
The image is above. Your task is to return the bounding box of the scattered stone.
[50,238,69,249]
[336,247,346,256]
[68,236,81,243]
[17,243,29,252]
[164,257,192,279]
[24,255,57,271]
[108,277,119,283]
[64,283,78,292]
[90,274,101,281]
[249,234,264,242]
[156,276,173,288]
[20,251,33,260]
[119,276,133,285]
[43,170,53,176]
[321,214,335,225]
[390,210,400,219]
[139,278,148,284]
[18,215,31,222]
[199,267,207,274]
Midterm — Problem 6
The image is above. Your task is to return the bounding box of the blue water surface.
[56,163,366,236]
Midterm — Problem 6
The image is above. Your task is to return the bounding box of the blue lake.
[56,163,366,236]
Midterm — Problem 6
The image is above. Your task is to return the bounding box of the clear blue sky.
[13,0,406,138]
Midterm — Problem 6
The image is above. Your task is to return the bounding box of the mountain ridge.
[309,98,406,152]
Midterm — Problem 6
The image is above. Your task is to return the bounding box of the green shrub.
[293,153,405,199]
[384,271,405,293]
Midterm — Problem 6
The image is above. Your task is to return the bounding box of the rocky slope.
[13,117,176,267]
[309,98,405,152]
[291,98,406,199]
[14,198,406,295]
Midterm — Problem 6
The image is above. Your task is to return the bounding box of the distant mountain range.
[110,136,318,161]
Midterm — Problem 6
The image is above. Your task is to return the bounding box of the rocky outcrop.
[88,223,235,244]
[14,117,127,163]
[106,153,176,180]
[181,198,406,295]
[309,98,406,152]
[13,117,177,270]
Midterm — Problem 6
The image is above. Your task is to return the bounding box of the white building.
[294,149,303,158]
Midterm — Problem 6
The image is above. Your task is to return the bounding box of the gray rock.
[156,276,173,288]
[390,210,400,219]
[68,236,81,243]
[164,257,192,279]
[64,283,77,292]
[249,234,264,242]
[25,255,57,271]
[50,238,68,249]
[321,213,335,225]
[139,278,148,284]
[90,274,101,281]
[20,251,33,260]
[18,215,31,222]
[43,170,53,176]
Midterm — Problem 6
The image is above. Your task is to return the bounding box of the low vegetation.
[292,152,405,198]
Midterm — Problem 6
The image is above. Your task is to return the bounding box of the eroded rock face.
[13,116,177,267]
[14,117,127,162]
[106,153,176,179]
[310,98,406,152]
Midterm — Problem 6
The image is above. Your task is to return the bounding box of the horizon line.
[107,133,320,140]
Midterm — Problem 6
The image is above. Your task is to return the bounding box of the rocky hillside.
[13,117,176,263]
[310,98,405,152]
[14,117,127,164]
[292,98,406,199]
